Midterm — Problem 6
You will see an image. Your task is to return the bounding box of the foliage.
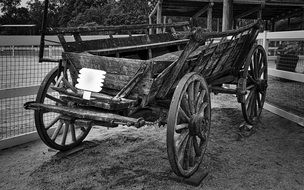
[0,0,160,34]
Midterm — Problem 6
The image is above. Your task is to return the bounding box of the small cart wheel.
[241,45,268,124]
[35,66,92,151]
[167,72,211,177]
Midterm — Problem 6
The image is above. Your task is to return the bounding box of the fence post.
[262,30,269,57]
[11,45,15,57]
[49,45,53,57]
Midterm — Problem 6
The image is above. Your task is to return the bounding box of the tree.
[0,0,21,13]
[0,0,32,34]
[105,0,151,25]
[27,0,64,32]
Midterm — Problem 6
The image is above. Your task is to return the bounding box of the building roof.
[161,0,304,20]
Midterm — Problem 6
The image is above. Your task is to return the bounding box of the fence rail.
[257,30,304,127]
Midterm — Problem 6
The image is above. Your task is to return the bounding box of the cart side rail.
[62,52,154,100]
[155,20,263,98]
[46,22,190,35]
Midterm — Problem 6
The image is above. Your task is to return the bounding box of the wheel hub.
[256,79,268,92]
[189,114,206,136]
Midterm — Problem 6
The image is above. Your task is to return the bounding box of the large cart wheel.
[241,45,268,124]
[167,72,211,177]
[35,66,92,151]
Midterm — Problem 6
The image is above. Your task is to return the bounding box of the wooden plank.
[192,4,210,18]
[53,87,138,110]
[0,129,55,150]
[235,6,262,19]
[268,68,304,83]
[0,86,40,99]
[257,30,304,41]
[157,2,163,34]
[264,103,304,127]
[156,39,200,98]
[207,4,213,31]
[47,22,189,35]
[25,103,142,126]
[87,39,189,56]
[62,52,154,98]
[222,0,233,31]
[64,33,178,53]
[63,52,144,76]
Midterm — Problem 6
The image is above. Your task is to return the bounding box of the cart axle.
[24,101,146,128]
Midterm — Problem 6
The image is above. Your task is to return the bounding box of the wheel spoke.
[188,137,195,167]
[187,82,195,115]
[197,131,207,144]
[257,91,262,109]
[247,74,256,84]
[194,81,200,104]
[176,123,189,133]
[176,130,189,148]
[45,94,65,105]
[247,90,256,117]
[254,51,261,78]
[178,107,190,123]
[181,94,191,117]
[61,122,69,145]
[252,92,258,117]
[246,84,255,90]
[51,121,63,141]
[54,75,63,87]
[177,134,189,165]
[258,51,263,71]
[249,60,254,75]
[196,90,206,113]
[193,136,201,157]
[259,66,266,78]
[45,116,60,130]
[198,102,208,115]
[245,89,255,106]
[182,136,192,170]
[70,124,77,143]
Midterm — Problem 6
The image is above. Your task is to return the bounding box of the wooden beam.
[222,0,233,31]
[268,68,304,83]
[157,2,162,34]
[257,9,262,19]
[0,86,40,99]
[149,1,159,18]
[235,6,261,19]
[264,103,304,127]
[207,4,213,31]
[192,3,211,19]
[0,131,41,150]
[217,18,220,32]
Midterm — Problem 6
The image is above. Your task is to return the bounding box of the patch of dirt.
[1,94,304,190]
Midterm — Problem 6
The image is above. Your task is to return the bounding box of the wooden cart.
[25,20,267,177]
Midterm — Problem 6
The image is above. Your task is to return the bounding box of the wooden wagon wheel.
[167,72,211,177]
[35,66,92,151]
[241,45,268,124]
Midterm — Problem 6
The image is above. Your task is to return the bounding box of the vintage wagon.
[25,18,268,177]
